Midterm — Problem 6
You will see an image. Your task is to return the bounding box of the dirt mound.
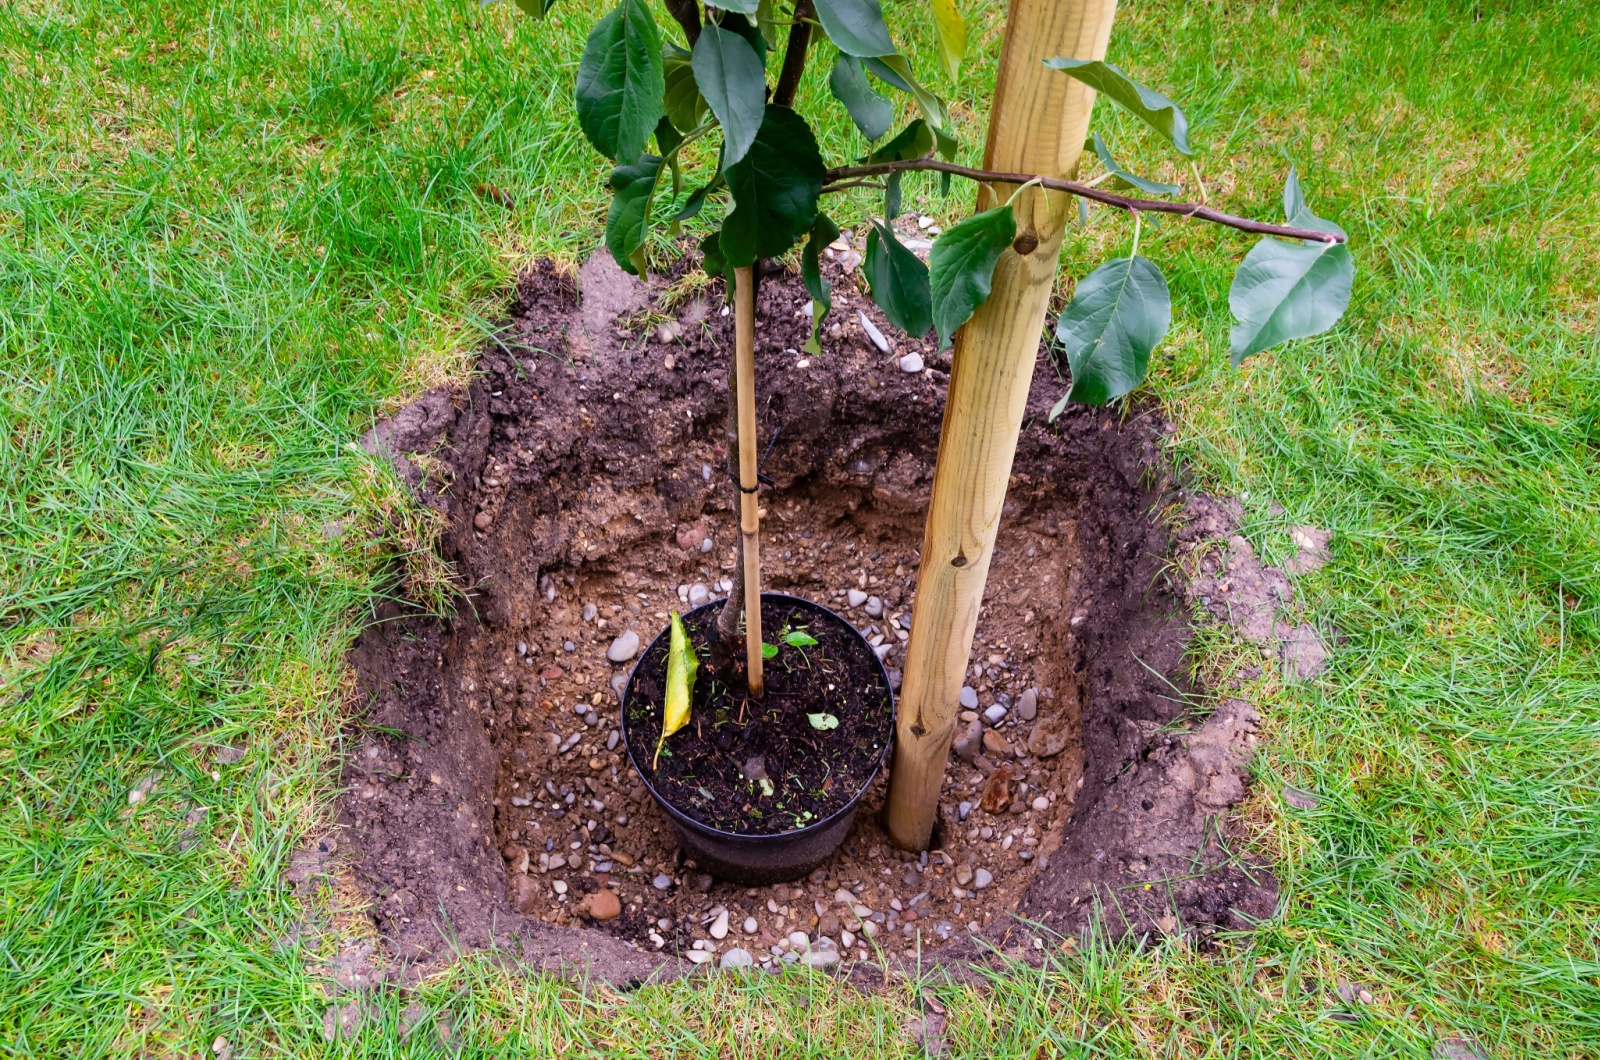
[332,249,1278,982]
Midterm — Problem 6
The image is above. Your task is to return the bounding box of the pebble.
[653,874,672,891]
[874,643,893,660]
[610,670,630,703]
[606,730,620,751]
[1032,795,1050,811]
[720,947,755,970]
[552,880,568,895]
[743,916,758,934]
[709,909,730,940]
[1017,687,1038,721]
[685,950,714,965]
[563,640,576,653]
[983,704,1008,725]
[952,719,983,763]
[799,938,840,968]
[607,631,640,663]
[688,583,710,607]
[585,889,621,920]
[955,864,973,886]
[864,596,883,618]
[847,589,868,608]
[959,686,979,709]
[981,729,1012,756]
[958,801,974,821]
[858,311,890,353]
[473,511,492,530]
[973,868,994,890]
[787,930,811,950]
[581,603,598,622]
[898,351,924,373]
[584,711,599,726]
[701,538,714,553]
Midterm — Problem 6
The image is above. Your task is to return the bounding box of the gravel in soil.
[333,236,1279,980]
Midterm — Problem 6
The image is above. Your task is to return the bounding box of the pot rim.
[619,591,895,845]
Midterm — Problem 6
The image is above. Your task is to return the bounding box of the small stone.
[957,801,973,821]
[1031,795,1049,811]
[1283,786,1320,810]
[584,711,599,726]
[606,730,620,751]
[511,875,541,913]
[981,730,1012,756]
[653,874,673,891]
[959,686,979,709]
[858,311,890,353]
[610,670,630,703]
[840,929,855,949]
[552,880,568,895]
[211,1036,232,1060]
[473,511,493,530]
[608,631,640,663]
[1016,687,1038,721]
[952,720,983,763]
[973,868,993,890]
[563,640,576,653]
[688,583,711,607]
[1028,715,1073,758]
[799,938,840,967]
[700,538,714,553]
[743,916,758,934]
[787,931,811,950]
[685,950,715,965]
[720,947,755,970]
[898,351,924,373]
[865,596,883,618]
[847,589,868,608]
[709,909,730,939]
[979,766,1012,813]
[584,889,621,920]
[655,320,681,344]
[874,643,893,661]
[955,864,974,886]
[982,704,1008,725]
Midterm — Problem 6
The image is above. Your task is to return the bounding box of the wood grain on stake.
[884,0,1119,849]
[733,266,765,695]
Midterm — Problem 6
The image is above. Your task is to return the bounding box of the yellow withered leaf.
[654,611,698,769]
[930,0,968,82]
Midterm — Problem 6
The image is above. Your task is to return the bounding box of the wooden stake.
[883,0,1118,850]
[733,266,764,697]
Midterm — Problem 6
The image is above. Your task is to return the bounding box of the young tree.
[514,0,1352,845]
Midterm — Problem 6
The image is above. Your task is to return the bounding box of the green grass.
[2,0,1597,1055]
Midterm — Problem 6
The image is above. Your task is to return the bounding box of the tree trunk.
[882,0,1119,851]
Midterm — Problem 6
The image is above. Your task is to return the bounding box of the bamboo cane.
[733,266,764,697]
[883,0,1119,850]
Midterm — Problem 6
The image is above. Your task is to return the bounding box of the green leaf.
[655,116,683,195]
[693,24,767,166]
[930,0,967,81]
[605,156,663,277]
[1282,166,1346,237]
[673,175,721,222]
[721,106,825,267]
[662,45,708,134]
[784,629,819,647]
[813,0,895,58]
[807,712,839,730]
[829,55,893,141]
[512,0,555,19]
[761,642,779,660]
[755,0,780,48]
[1042,58,1193,156]
[1228,237,1353,365]
[720,11,769,65]
[1088,133,1179,196]
[801,215,840,355]
[868,118,932,164]
[1053,255,1171,410]
[929,203,1015,351]
[864,54,948,131]
[701,229,733,288]
[864,220,932,337]
[714,0,761,12]
[576,0,665,164]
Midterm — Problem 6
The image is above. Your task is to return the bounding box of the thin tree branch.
[663,0,700,46]
[772,0,814,109]
[823,158,1348,244]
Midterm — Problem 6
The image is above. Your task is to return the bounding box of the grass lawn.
[3,0,1597,1055]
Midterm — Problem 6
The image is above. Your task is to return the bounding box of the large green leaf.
[864,54,948,130]
[720,11,769,65]
[864,220,932,337]
[721,106,826,267]
[813,0,895,58]
[930,0,967,81]
[575,0,664,164]
[1043,58,1193,156]
[800,215,840,355]
[1088,133,1178,195]
[868,119,932,163]
[692,24,767,166]
[1228,238,1353,364]
[928,203,1015,351]
[828,55,893,141]
[672,175,722,221]
[1053,255,1171,410]
[605,156,664,277]
[662,45,707,134]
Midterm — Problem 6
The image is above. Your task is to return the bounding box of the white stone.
[1017,687,1038,721]
[686,950,715,964]
[720,947,755,970]
[983,704,1008,725]
[787,931,811,951]
[840,929,855,949]
[858,311,890,353]
[607,631,640,662]
[847,589,868,608]
[865,596,883,617]
[688,583,711,607]
[1032,796,1049,811]
[553,880,568,895]
[898,351,924,373]
[959,686,979,709]
[743,916,758,934]
[709,909,730,940]
[973,868,993,889]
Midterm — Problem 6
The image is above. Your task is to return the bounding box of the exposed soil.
[624,595,893,837]
[331,238,1310,983]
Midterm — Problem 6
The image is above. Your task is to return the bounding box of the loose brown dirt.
[333,245,1280,983]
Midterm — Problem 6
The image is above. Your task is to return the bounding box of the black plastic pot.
[620,592,894,885]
